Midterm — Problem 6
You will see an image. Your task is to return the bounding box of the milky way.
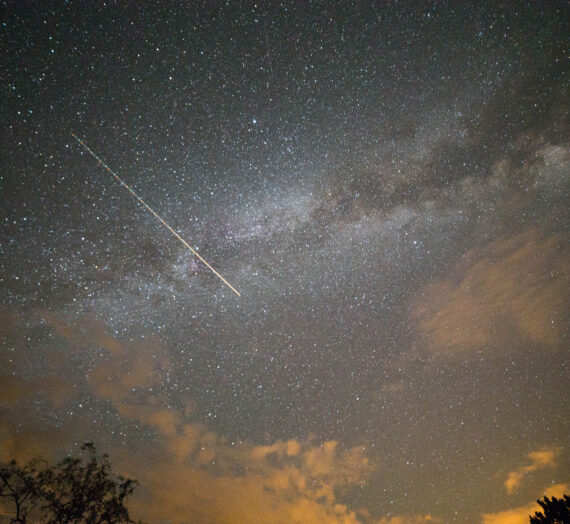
[1,2,569,523]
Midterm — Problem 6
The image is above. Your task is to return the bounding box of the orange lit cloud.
[0,375,25,404]
[0,309,76,463]
[504,447,561,494]
[376,515,442,523]
[124,438,373,524]
[413,230,569,356]
[29,316,377,523]
[37,308,84,349]
[0,352,73,416]
[0,306,24,345]
[482,483,569,524]
[0,312,386,522]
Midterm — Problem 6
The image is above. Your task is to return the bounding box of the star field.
[1,2,569,523]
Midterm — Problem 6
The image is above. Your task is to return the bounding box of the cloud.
[86,329,374,523]
[0,306,25,345]
[482,483,569,524]
[413,229,569,356]
[27,316,376,523]
[0,323,74,410]
[376,515,442,524]
[129,461,365,524]
[0,375,25,404]
[37,308,84,349]
[378,514,443,524]
[504,447,561,494]
[122,436,374,524]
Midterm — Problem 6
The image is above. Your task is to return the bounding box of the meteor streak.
[71,133,240,297]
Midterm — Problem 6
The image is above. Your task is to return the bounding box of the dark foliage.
[0,443,141,524]
[530,494,570,524]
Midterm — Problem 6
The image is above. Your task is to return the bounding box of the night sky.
[1,2,569,523]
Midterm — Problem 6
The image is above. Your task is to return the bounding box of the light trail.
[71,133,241,297]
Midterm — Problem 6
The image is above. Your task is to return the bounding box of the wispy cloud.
[482,483,569,524]
[504,448,561,495]
[413,229,569,356]
[376,515,442,524]
[18,315,376,523]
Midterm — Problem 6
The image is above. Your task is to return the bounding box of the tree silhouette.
[530,494,570,523]
[0,443,141,523]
